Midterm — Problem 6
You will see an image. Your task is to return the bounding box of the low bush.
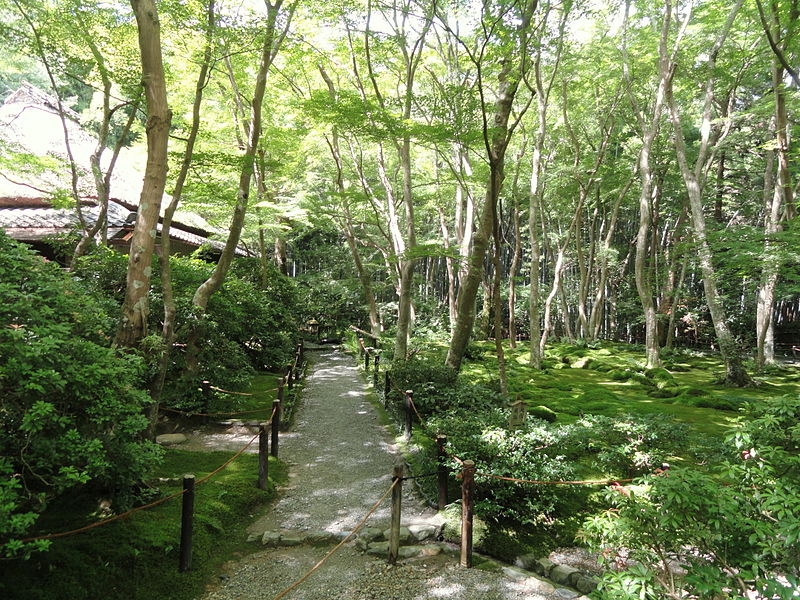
[0,233,160,557]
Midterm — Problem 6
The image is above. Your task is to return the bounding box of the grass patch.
[1,449,287,600]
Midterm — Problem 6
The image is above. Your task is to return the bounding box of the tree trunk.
[116,0,171,348]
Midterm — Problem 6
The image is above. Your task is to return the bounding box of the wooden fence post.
[201,380,211,423]
[286,364,294,390]
[179,474,195,572]
[460,460,475,568]
[358,338,365,359]
[373,352,380,388]
[271,399,281,457]
[436,434,448,509]
[388,461,403,565]
[258,422,269,490]
[404,390,413,440]
[384,371,390,397]
[364,348,371,371]
[277,377,285,407]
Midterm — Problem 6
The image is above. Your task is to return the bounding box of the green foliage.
[0,233,160,557]
[580,396,800,599]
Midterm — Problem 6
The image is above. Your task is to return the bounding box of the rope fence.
[269,477,400,600]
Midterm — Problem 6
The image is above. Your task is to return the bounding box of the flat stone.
[359,527,384,543]
[514,553,539,571]
[575,575,598,594]
[418,545,442,557]
[305,530,336,545]
[408,524,437,542]
[398,546,423,559]
[383,526,412,543]
[279,535,303,547]
[554,588,580,599]
[534,557,556,577]
[246,532,260,543]
[355,537,369,552]
[261,531,281,547]
[550,564,580,585]
[155,433,187,445]
[365,541,390,556]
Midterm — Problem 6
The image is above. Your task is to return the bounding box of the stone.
[155,433,187,445]
[550,564,580,585]
[305,530,336,545]
[279,535,303,547]
[575,575,599,594]
[554,589,580,599]
[382,526,412,544]
[534,558,556,577]
[359,527,384,543]
[355,537,369,552]
[246,532,260,543]
[514,553,539,571]
[261,531,281,547]
[398,546,423,559]
[365,541,390,556]
[408,524,437,542]
[418,545,442,557]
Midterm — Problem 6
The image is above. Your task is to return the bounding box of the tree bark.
[116,0,171,348]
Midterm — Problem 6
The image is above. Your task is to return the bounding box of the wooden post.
[358,337,365,359]
[277,377,285,407]
[286,364,294,390]
[364,347,371,371]
[384,371,391,397]
[373,353,380,388]
[271,399,280,457]
[179,474,195,572]
[460,460,475,568]
[404,390,413,440]
[258,422,269,490]
[201,380,211,423]
[388,461,403,565]
[436,434,448,509]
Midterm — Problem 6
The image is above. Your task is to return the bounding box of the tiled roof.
[0,201,132,230]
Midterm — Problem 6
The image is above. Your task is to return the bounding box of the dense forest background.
[1,0,798,598]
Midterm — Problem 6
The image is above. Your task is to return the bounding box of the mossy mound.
[536,379,574,392]
[582,401,612,413]
[440,502,488,545]
[576,388,620,403]
[609,369,633,381]
[678,386,709,398]
[529,405,558,422]
[682,396,740,411]
[648,387,680,399]
[630,372,655,387]
[646,367,675,383]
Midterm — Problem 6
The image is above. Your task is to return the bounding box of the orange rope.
[270,478,399,600]
[161,405,277,418]
[475,471,635,485]
[210,384,280,396]
[20,431,263,543]
[407,396,424,423]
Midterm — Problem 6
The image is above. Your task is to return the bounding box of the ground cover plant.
[0,449,286,600]
[380,334,800,579]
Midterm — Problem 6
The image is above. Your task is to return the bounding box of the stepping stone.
[155,433,187,445]
[261,531,281,547]
[382,526,412,543]
[408,524,437,542]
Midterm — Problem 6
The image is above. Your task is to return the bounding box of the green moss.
[576,388,620,403]
[529,405,558,422]
[648,387,680,399]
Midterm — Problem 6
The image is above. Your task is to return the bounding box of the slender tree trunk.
[666,0,750,386]
[116,0,171,348]
[148,0,216,436]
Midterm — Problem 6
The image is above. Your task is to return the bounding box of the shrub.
[0,233,160,557]
[579,396,800,599]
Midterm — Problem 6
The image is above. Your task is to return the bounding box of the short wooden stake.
[179,474,195,572]
[277,377,285,407]
[201,380,211,423]
[404,390,413,440]
[460,460,475,568]
[258,422,269,490]
[271,399,280,458]
[364,348,370,371]
[373,353,380,388]
[358,338,365,358]
[384,371,391,397]
[286,364,294,390]
[388,461,404,565]
[436,434,448,509]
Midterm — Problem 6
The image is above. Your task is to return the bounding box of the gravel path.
[201,349,584,600]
